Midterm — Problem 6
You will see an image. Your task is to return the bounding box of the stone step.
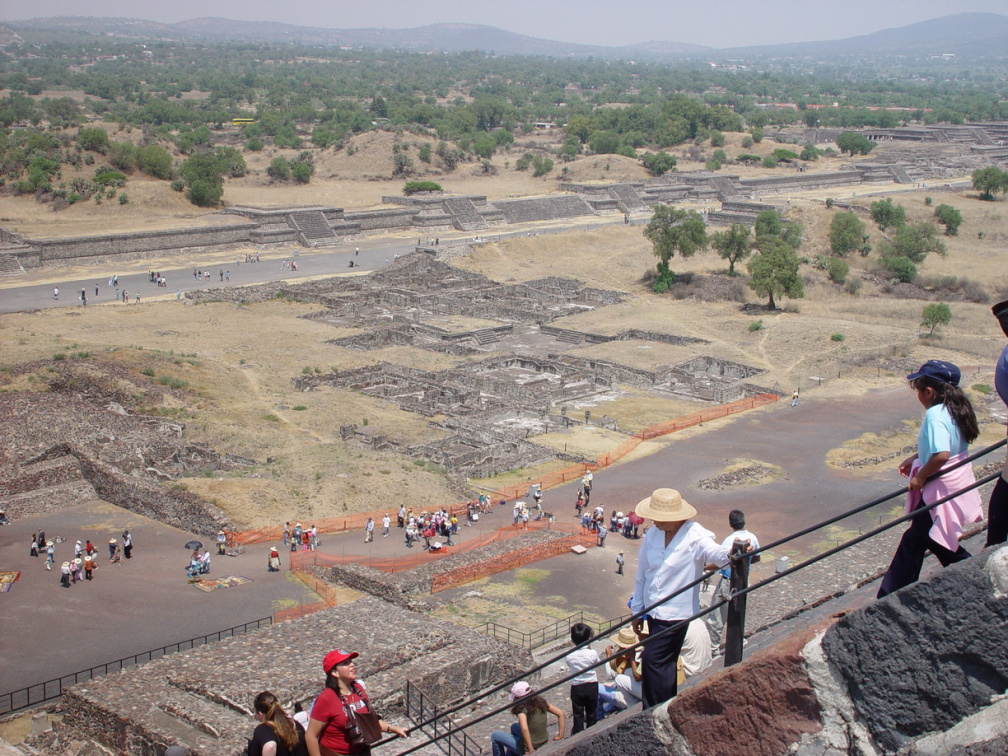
[473,329,498,345]
[555,331,583,345]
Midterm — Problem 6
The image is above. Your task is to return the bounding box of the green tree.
[889,222,946,263]
[710,223,752,275]
[754,209,803,249]
[830,211,867,256]
[268,156,291,181]
[136,144,173,179]
[869,198,906,231]
[472,133,496,160]
[644,205,708,273]
[836,132,874,157]
[588,130,621,154]
[799,143,819,161]
[179,147,243,207]
[934,204,963,236]
[641,152,676,177]
[77,127,110,154]
[392,151,414,176]
[921,302,952,336]
[108,141,139,172]
[972,166,1008,200]
[881,254,917,283]
[747,237,804,309]
[532,156,553,177]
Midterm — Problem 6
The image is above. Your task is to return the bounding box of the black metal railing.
[0,616,273,715]
[404,680,484,755]
[476,612,632,652]
[381,438,1007,755]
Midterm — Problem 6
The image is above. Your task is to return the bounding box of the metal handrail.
[405,681,484,755]
[384,438,1007,755]
[0,616,273,715]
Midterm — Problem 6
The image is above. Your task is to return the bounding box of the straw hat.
[110,538,117,544]
[609,622,648,647]
[634,488,696,522]
[609,627,638,648]
[74,558,82,566]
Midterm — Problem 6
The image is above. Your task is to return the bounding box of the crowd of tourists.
[29,528,133,587]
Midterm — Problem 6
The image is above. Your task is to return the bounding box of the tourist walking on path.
[122,530,133,559]
[45,540,55,570]
[631,488,741,708]
[382,514,390,537]
[986,299,1008,547]
[705,509,760,652]
[305,649,409,756]
[616,551,624,575]
[247,690,308,756]
[877,360,982,598]
[490,682,565,756]
[791,389,799,407]
[30,534,39,557]
[364,517,374,543]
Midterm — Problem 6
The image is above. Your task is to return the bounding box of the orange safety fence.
[274,566,346,623]
[284,517,581,574]
[235,393,777,546]
[488,393,778,501]
[430,531,596,593]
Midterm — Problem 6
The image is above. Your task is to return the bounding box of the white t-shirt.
[719,529,759,578]
[565,646,600,685]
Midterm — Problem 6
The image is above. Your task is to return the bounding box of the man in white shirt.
[630,488,739,708]
[705,509,760,652]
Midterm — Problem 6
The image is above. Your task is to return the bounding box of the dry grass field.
[2,130,1007,529]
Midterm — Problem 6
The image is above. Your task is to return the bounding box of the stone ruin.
[0,365,243,535]
[276,253,765,478]
[4,122,1005,272]
[27,596,530,755]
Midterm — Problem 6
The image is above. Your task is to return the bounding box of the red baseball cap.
[323,649,359,674]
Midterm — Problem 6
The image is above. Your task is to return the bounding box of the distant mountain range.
[4,13,1008,61]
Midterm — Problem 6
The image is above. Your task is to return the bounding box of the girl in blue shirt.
[878,359,981,598]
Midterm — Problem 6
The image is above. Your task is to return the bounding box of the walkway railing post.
[724,539,751,667]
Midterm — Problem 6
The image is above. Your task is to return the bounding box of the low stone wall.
[323,529,577,606]
[29,222,256,266]
[50,597,530,755]
[344,207,417,231]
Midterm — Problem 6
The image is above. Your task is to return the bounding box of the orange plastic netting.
[236,393,777,546]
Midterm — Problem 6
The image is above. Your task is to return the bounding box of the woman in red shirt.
[305,650,409,756]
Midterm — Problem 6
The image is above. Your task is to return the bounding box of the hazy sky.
[4,0,1007,49]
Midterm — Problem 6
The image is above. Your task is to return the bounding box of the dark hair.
[511,694,549,717]
[253,691,299,751]
[728,510,746,530]
[910,376,979,444]
[570,622,592,646]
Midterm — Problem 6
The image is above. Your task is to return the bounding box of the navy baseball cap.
[907,359,960,387]
[993,299,1008,338]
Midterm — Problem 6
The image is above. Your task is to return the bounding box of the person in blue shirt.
[987,300,1008,547]
[877,360,982,598]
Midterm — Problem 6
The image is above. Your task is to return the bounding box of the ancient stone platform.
[48,596,530,755]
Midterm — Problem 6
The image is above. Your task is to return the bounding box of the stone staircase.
[555,330,584,345]
[473,329,499,345]
[890,164,913,184]
[444,198,489,231]
[288,210,339,247]
[608,184,649,214]
[0,253,25,276]
[710,175,744,202]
